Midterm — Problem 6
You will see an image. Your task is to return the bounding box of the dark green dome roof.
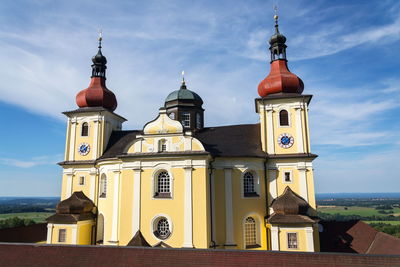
[165,83,203,104]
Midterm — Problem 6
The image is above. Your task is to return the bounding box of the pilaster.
[46,223,54,244]
[306,226,314,252]
[182,166,193,248]
[295,106,304,153]
[132,167,142,235]
[266,107,275,154]
[271,226,280,250]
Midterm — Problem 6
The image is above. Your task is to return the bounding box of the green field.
[366,221,400,225]
[318,206,400,217]
[0,212,53,223]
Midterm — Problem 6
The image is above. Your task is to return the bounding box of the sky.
[0,0,399,196]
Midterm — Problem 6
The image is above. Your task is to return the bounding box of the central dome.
[165,83,203,104]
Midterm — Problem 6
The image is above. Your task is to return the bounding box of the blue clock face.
[78,143,90,156]
[278,133,294,149]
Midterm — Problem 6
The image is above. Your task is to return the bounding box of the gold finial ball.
[274,14,279,21]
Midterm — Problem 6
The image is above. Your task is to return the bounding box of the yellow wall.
[51,225,73,244]
[278,227,308,252]
[73,121,95,160]
[77,220,95,245]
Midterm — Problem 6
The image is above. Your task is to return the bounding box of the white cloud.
[0,154,63,168]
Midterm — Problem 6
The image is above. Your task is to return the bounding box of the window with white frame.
[287,232,298,249]
[58,229,66,242]
[79,176,85,185]
[284,171,292,183]
[81,122,89,136]
[279,110,289,126]
[243,171,258,197]
[153,217,171,240]
[154,171,171,198]
[159,139,167,152]
[244,217,259,248]
[181,112,190,128]
[100,174,107,198]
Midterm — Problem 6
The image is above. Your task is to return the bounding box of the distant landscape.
[0,194,399,238]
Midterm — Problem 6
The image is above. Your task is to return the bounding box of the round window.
[154,217,171,240]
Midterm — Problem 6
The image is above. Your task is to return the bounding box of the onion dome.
[76,34,118,111]
[271,187,310,215]
[55,191,95,214]
[258,14,304,98]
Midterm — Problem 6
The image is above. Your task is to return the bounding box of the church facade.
[46,16,320,252]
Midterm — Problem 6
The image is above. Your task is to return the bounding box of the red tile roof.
[319,220,400,254]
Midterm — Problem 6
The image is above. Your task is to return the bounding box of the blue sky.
[0,0,399,196]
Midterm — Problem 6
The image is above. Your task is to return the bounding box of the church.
[46,15,319,252]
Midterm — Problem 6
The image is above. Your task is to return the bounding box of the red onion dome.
[75,36,118,111]
[258,60,304,97]
[76,77,117,111]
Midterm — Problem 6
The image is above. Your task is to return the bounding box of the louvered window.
[279,110,289,126]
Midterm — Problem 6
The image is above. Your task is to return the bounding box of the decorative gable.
[143,108,183,135]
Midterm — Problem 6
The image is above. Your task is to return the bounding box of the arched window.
[243,172,258,197]
[159,139,167,152]
[100,174,107,198]
[81,122,89,136]
[244,217,258,248]
[279,110,289,126]
[155,171,171,198]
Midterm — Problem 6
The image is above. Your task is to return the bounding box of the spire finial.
[180,70,187,89]
[273,5,279,33]
[98,29,103,49]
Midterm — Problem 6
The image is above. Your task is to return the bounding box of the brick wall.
[0,243,399,267]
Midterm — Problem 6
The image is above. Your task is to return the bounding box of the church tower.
[256,14,319,251]
[60,36,126,201]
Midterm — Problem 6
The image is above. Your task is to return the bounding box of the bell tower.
[61,34,126,201]
[255,13,319,252]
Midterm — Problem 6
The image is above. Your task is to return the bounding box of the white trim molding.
[266,108,275,154]
[71,225,78,245]
[132,167,142,235]
[295,107,304,153]
[306,226,315,252]
[297,167,308,202]
[271,226,280,250]
[182,166,193,248]
[65,173,73,199]
[46,223,54,244]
